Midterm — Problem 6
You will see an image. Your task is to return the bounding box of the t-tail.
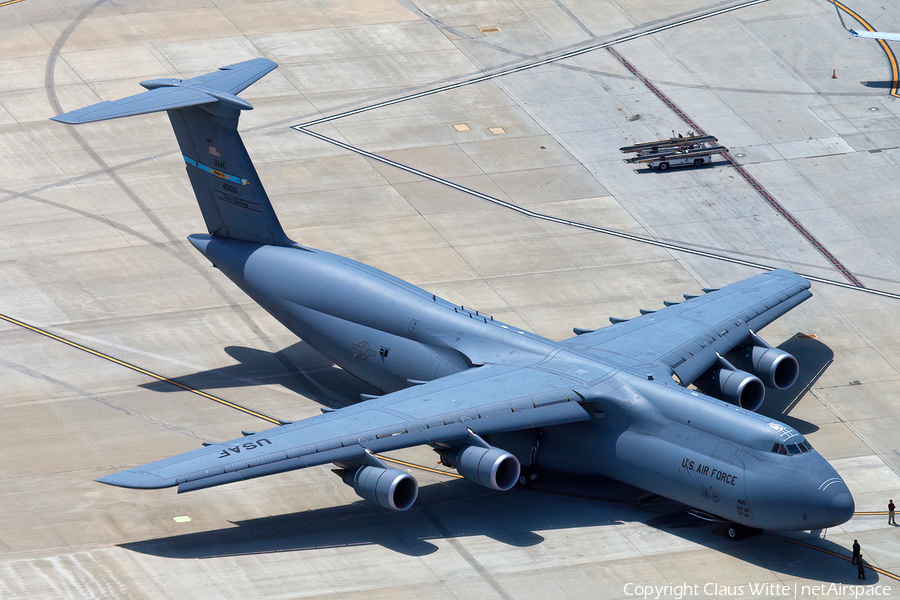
[52,58,296,248]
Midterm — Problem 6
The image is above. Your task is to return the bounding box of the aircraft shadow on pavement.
[130,335,844,578]
[121,479,549,559]
[119,472,874,583]
[861,80,898,89]
[140,333,832,423]
[140,342,379,410]
[755,335,834,435]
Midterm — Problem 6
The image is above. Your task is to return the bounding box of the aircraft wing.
[848,29,900,42]
[98,362,593,493]
[560,269,811,386]
[833,3,900,42]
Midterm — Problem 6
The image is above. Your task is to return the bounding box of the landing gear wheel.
[517,466,539,487]
[658,162,669,171]
[725,524,760,540]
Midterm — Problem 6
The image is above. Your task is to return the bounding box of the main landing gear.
[726,523,761,540]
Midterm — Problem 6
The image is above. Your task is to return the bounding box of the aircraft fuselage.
[536,375,852,531]
[188,234,853,531]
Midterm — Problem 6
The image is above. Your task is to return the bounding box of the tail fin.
[52,58,296,247]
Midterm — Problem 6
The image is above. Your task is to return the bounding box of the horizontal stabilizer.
[52,87,215,124]
[51,58,276,124]
[51,58,295,248]
[172,57,278,95]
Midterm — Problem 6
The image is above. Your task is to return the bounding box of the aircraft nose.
[744,454,855,531]
[805,479,855,529]
[828,491,855,525]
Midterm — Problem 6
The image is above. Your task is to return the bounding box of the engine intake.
[730,341,799,391]
[696,359,766,412]
[342,465,418,511]
[443,445,520,491]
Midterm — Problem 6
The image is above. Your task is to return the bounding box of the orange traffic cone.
[832,69,837,79]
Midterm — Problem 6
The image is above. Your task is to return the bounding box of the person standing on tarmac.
[852,540,861,564]
[889,499,896,525]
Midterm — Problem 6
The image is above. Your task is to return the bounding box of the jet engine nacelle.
[342,465,418,511]
[444,445,521,491]
[730,343,799,391]
[696,364,766,412]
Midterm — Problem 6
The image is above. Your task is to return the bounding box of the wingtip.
[219,57,278,74]
[50,102,118,125]
[96,470,175,490]
[50,114,77,124]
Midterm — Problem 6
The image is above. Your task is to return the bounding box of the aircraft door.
[731,448,755,525]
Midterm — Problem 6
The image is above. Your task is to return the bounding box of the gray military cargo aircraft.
[53,58,854,537]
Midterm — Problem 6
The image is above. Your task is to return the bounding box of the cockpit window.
[771,440,813,455]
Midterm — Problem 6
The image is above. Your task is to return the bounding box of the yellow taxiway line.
[769,532,900,581]
[833,0,900,98]
[375,454,464,478]
[0,312,283,425]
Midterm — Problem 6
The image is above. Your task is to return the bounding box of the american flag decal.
[208,146,221,157]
